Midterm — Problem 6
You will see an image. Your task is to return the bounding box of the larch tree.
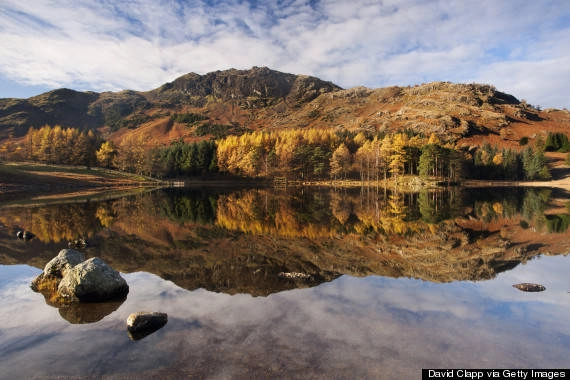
[330,143,351,180]
[96,141,118,168]
[389,133,408,180]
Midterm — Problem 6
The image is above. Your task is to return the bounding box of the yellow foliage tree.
[96,141,118,168]
[330,143,351,179]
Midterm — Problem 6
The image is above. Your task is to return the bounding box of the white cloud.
[0,0,568,108]
[474,57,570,110]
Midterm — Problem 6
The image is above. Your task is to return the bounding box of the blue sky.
[0,0,569,108]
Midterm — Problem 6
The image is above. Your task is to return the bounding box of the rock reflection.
[58,300,125,324]
[32,275,126,324]
[2,258,570,379]
[32,279,125,323]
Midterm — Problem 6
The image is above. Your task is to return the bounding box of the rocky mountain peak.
[148,66,342,107]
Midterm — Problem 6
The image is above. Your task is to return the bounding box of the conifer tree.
[330,143,351,180]
[96,141,118,168]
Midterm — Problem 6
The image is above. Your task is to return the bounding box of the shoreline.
[462,178,570,191]
[3,162,570,205]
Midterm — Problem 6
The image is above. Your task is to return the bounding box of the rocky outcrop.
[148,66,341,107]
[58,257,129,302]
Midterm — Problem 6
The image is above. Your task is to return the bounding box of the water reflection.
[1,186,570,296]
[31,273,126,324]
[1,256,569,378]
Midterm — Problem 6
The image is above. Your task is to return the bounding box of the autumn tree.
[330,143,352,180]
[388,133,408,180]
[115,135,146,174]
[20,125,99,166]
[355,139,373,181]
[96,141,118,168]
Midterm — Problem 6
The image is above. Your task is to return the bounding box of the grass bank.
[0,162,162,204]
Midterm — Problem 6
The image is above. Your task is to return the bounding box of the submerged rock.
[278,272,313,280]
[127,312,168,340]
[16,230,35,240]
[58,257,129,302]
[513,283,546,292]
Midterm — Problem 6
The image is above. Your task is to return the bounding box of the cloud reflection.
[1,256,570,378]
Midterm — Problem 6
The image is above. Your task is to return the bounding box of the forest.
[0,124,562,183]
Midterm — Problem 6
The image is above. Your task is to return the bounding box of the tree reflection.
[467,188,569,233]
[214,188,465,238]
[4,187,568,243]
[2,186,570,296]
[0,203,106,243]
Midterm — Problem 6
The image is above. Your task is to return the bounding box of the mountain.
[0,67,339,139]
[1,67,569,149]
[146,66,341,106]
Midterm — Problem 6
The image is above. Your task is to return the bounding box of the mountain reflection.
[1,186,569,295]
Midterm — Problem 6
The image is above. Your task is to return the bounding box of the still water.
[1,186,569,378]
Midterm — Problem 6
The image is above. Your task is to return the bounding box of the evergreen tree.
[522,146,550,180]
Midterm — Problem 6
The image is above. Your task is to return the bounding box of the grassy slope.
[0,162,161,204]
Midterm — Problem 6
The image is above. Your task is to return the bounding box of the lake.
[1,186,569,379]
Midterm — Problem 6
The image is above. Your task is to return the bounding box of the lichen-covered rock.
[31,249,86,296]
[58,257,129,302]
[30,273,60,300]
[43,249,86,278]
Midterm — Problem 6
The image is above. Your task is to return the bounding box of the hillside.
[1,66,569,150]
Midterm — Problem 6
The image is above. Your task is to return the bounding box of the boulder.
[127,311,168,332]
[31,249,86,294]
[127,312,168,340]
[43,249,86,278]
[58,257,129,302]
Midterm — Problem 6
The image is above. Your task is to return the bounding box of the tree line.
[216,128,551,182]
[4,125,100,166]
[468,142,551,180]
[0,124,559,183]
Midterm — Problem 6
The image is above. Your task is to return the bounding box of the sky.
[0,0,569,109]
